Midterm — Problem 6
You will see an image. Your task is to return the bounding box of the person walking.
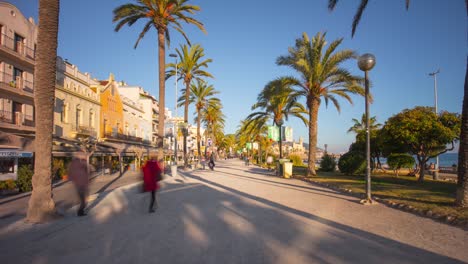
[208,152,215,170]
[142,154,162,213]
[68,152,90,217]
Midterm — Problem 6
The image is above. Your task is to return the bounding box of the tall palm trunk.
[183,80,190,168]
[456,56,468,207]
[27,0,60,222]
[197,108,201,157]
[307,96,320,176]
[157,29,165,160]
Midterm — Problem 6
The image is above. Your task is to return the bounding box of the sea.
[379,153,459,167]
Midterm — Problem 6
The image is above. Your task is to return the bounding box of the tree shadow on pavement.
[215,169,340,196]
[212,170,355,202]
[0,172,465,264]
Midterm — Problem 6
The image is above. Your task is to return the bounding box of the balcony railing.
[0,109,12,122]
[0,33,35,60]
[0,110,35,127]
[104,132,143,143]
[72,124,97,137]
[0,72,34,95]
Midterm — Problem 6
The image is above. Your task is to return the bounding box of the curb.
[291,175,468,230]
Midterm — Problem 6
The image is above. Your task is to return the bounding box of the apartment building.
[0,2,36,138]
[117,84,155,146]
[0,3,36,179]
[54,57,100,144]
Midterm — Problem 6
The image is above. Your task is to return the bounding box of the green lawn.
[294,169,468,222]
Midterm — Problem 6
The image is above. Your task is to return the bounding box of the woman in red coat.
[142,155,162,213]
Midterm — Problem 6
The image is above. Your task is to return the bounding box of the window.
[13,67,23,79]
[103,119,108,135]
[115,123,120,135]
[76,106,82,127]
[62,103,69,123]
[0,25,3,45]
[14,33,24,53]
[89,110,94,128]
[0,158,15,173]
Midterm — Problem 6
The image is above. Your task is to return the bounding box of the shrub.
[52,158,66,181]
[387,153,415,176]
[338,151,366,175]
[0,179,17,190]
[320,153,336,172]
[288,154,303,166]
[16,165,33,192]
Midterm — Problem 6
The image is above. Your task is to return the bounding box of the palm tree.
[113,0,205,159]
[348,114,383,170]
[277,32,364,176]
[26,0,61,223]
[167,43,213,167]
[218,133,236,157]
[236,119,260,159]
[328,0,468,206]
[246,77,308,159]
[185,80,220,157]
[238,117,270,164]
[202,103,225,156]
[347,114,381,134]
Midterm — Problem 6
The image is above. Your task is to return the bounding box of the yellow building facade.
[95,74,124,139]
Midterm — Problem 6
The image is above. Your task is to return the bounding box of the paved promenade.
[0,159,467,263]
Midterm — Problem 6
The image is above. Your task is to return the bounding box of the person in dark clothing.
[208,153,215,170]
[142,154,162,213]
[68,153,90,216]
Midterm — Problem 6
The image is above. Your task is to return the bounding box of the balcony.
[0,72,34,104]
[0,34,35,67]
[0,109,35,133]
[104,132,143,143]
[72,124,97,138]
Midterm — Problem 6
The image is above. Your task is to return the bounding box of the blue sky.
[11,0,466,153]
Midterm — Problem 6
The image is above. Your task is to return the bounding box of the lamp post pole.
[276,119,284,159]
[358,53,376,205]
[429,69,440,180]
[169,54,178,165]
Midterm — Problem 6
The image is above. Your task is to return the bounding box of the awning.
[0,131,34,151]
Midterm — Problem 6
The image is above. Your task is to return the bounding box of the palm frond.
[351,0,369,37]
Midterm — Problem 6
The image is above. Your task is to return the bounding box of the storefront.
[0,150,33,180]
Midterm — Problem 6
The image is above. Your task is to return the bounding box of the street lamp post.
[358,53,377,205]
[429,69,440,180]
[169,53,178,165]
[276,119,284,159]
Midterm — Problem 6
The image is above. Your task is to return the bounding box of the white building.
[118,84,158,146]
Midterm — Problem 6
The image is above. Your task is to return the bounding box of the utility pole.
[429,69,440,180]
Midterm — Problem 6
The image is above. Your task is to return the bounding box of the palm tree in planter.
[113,0,205,159]
[246,77,308,161]
[27,0,60,223]
[167,43,213,167]
[277,32,365,176]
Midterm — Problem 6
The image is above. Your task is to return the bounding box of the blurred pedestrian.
[68,152,90,216]
[267,156,273,171]
[142,154,162,213]
[208,152,215,170]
